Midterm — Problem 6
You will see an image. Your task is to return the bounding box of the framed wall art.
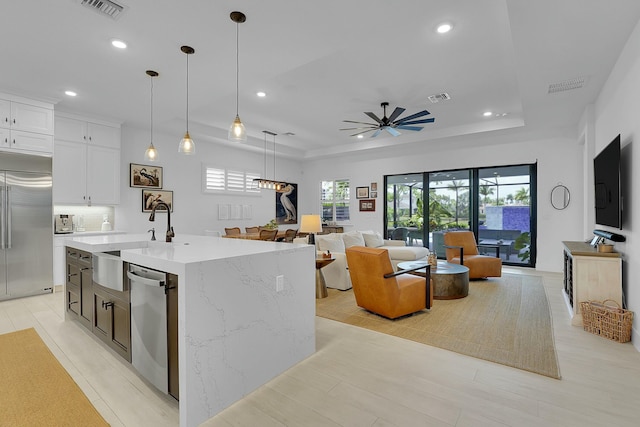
[131,163,163,189]
[142,190,173,212]
[370,191,378,198]
[371,182,377,191]
[359,199,375,212]
[356,186,369,199]
[275,183,298,224]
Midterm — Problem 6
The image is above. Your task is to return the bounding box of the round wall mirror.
[551,184,570,210]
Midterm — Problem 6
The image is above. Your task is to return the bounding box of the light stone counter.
[65,234,316,427]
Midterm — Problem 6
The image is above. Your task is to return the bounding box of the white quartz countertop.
[64,233,311,275]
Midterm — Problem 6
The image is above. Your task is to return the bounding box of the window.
[203,165,260,194]
[321,179,350,222]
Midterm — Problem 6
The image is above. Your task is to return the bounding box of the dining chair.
[245,226,260,233]
[224,227,241,236]
[259,229,278,241]
[282,229,297,242]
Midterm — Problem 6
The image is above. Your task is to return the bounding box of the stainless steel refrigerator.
[0,152,53,300]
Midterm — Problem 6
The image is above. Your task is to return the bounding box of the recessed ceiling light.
[483,111,493,117]
[357,135,364,139]
[436,23,453,34]
[256,91,266,97]
[111,39,127,49]
[65,90,77,97]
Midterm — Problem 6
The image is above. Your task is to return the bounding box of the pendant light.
[144,70,159,161]
[179,45,195,155]
[228,11,247,142]
[253,130,285,190]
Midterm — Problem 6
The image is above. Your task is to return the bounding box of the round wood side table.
[315,258,335,298]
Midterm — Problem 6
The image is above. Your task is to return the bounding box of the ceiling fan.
[340,102,435,138]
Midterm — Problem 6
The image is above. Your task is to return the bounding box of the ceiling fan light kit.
[229,11,247,142]
[340,101,435,138]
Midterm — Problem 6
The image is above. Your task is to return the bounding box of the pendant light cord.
[235,22,239,116]
[150,76,154,144]
[273,134,277,181]
[186,53,189,132]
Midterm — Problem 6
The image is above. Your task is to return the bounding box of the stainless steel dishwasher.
[127,264,168,394]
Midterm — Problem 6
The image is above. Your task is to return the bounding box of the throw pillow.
[316,233,345,253]
[342,231,365,248]
[362,232,384,248]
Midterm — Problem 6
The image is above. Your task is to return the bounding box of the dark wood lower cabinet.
[65,248,92,330]
[167,273,179,400]
[93,284,131,362]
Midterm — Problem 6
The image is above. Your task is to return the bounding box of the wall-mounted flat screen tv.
[594,134,622,229]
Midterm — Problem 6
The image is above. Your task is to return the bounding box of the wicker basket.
[580,299,634,343]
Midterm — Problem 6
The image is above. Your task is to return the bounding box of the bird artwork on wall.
[276,183,298,224]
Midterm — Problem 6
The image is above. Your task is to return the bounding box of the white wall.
[592,18,640,348]
[299,127,584,273]
[115,126,303,237]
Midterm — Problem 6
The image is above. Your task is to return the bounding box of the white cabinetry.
[562,241,623,326]
[53,114,121,205]
[0,94,54,155]
[54,236,66,287]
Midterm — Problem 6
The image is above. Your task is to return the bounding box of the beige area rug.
[0,328,109,427]
[317,273,561,379]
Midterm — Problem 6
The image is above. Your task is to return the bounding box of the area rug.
[0,328,109,426]
[316,273,561,379]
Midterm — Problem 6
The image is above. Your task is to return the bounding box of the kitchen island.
[65,233,316,427]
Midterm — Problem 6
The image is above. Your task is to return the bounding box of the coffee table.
[397,260,470,299]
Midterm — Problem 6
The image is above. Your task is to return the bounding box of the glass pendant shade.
[178,131,195,155]
[145,143,158,161]
[229,115,246,141]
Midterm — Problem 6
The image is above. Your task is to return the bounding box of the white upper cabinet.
[0,94,54,155]
[55,116,120,149]
[53,113,121,205]
[11,102,54,135]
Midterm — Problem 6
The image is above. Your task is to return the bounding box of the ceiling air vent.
[428,93,451,103]
[548,77,587,94]
[80,0,126,20]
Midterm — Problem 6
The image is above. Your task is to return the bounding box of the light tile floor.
[1,268,639,426]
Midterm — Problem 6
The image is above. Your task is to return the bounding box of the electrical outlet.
[276,275,284,292]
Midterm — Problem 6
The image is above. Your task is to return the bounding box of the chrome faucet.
[149,202,174,242]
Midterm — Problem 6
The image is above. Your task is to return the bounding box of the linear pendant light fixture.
[144,70,159,161]
[228,11,247,141]
[254,130,285,190]
[179,45,195,155]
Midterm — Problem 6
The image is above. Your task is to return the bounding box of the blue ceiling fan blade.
[385,127,401,136]
[396,125,423,131]
[397,118,435,125]
[365,112,384,124]
[371,129,383,138]
[395,110,431,123]
[387,107,405,123]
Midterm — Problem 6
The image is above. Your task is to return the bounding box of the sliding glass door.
[385,163,536,267]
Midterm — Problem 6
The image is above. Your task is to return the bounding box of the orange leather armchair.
[443,231,502,279]
[345,246,432,319]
